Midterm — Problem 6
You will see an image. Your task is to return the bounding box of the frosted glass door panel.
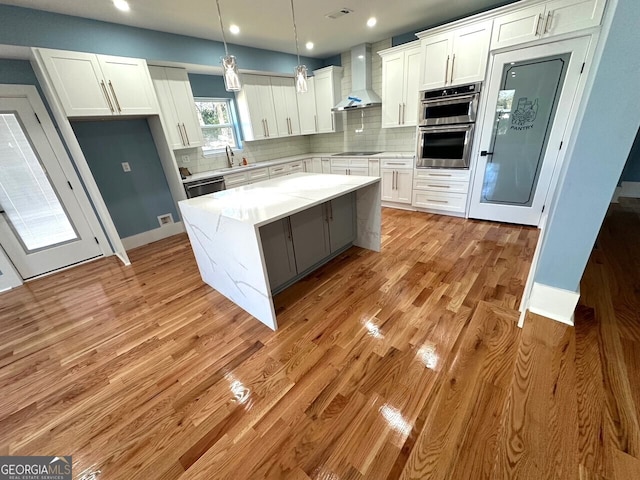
[0,113,77,251]
[481,54,569,206]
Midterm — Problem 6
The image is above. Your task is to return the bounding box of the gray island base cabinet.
[261,193,356,294]
[178,173,381,331]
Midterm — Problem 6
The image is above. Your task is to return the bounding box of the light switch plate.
[121,162,131,172]
[181,155,190,163]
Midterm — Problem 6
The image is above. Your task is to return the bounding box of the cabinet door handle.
[261,119,266,137]
[331,112,334,131]
[398,104,402,125]
[100,81,115,112]
[108,81,122,112]
[314,114,318,132]
[286,218,293,240]
[445,55,450,85]
[402,103,406,124]
[450,54,456,84]
[536,14,544,36]
[265,119,270,137]
[181,124,190,145]
[329,201,333,221]
[177,123,186,146]
[544,11,553,34]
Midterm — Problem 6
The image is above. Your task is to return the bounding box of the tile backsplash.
[179,37,416,174]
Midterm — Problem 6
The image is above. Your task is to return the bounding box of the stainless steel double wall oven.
[416,83,481,169]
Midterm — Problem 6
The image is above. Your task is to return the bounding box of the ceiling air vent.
[325,8,353,20]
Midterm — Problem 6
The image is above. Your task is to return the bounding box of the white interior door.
[469,37,589,225]
[0,96,102,279]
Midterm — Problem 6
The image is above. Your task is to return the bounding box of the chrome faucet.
[225,145,234,168]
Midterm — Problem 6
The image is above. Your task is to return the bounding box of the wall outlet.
[181,155,190,163]
[121,162,131,172]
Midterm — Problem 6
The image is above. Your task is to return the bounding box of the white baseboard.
[527,282,580,326]
[612,181,640,202]
[121,221,185,251]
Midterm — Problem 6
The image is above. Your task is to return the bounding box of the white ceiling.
[3,0,514,57]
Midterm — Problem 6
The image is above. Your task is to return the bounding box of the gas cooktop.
[331,151,383,156]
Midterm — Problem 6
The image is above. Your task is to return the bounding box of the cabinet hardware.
[100,81,115,112]
[261,119,267,137]
[265,119,270,137]
[428,199,449,204]
[314,115,318,132]
[450,54,456,83]
[286,219,293,240]
[402,103,406,124]
[398,104,402,125]
[108,81,122,112]
[429,173,452,177]
[445,55,450,85]
[331,112,334,131]
[480,150,494,157]
[386,162,405,166]
[329,201,333,221]
[536,14,544,36]
[182,124,190,145]
[428,184,450,188]
[177,124,186,145]
[544,12,553,34]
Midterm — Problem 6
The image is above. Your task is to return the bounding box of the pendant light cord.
[216,0,229,57]
[290,0,301,65]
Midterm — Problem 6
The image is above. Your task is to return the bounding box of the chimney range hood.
[332,43,382,111]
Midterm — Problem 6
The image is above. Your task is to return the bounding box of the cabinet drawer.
[331,158,349,168]
[414,169,471,181]
[381,159,413,169]
[412,190,467,213]
[248,167,269,181]
[413,179,469,194]
[269,164,289,177]
[349,158,368,168]
[330,166,349,175]
[224,172,249,187]
[288,162,304,173]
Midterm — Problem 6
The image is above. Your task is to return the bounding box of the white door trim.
[29,48,131,265]
[0,84,111,258]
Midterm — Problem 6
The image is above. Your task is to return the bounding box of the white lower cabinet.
[320,158,332,173]
[412,168,471,215]
[381,159,413,205]
[223,167,269,188]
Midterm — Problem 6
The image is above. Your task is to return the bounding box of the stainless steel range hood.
[332,43,382,111]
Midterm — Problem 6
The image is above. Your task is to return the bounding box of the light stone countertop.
[181,151,415,184]
[179,172,380,228]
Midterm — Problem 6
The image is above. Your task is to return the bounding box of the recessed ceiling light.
[229,24,240,35]
[367,17,377,27]
[306,42,314,50]
[113,0,130,12]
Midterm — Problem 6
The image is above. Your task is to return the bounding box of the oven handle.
[419,125,474,134]
[185,178,225,190]
[422,93,478,107]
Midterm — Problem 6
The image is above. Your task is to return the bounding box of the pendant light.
[289,0,308,93]
[216,0,241,92]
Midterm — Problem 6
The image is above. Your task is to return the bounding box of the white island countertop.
[179,172,381,331]
[179,172,380,228]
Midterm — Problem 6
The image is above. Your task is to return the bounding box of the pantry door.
[468,37,589,225]
[0,94,102,279]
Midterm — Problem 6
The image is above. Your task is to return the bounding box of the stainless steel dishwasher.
[184,176,225,198]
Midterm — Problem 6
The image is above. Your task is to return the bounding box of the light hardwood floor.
[0,206,638,479]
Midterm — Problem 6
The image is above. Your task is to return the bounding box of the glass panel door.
[468,37,590,226]
[481,54,570,206]
[0,113,78,251]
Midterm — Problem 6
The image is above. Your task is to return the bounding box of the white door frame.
[29,48,131,265]
[0,84,110,265]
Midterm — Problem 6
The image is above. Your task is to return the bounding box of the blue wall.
[620,128,640,183]
[534,0,640,291]
[0,5,325,73]
[72,120,179,238]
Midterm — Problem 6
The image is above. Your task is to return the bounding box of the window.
[194,98,240,154]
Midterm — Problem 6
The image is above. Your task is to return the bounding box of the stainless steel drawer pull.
[428,199,449,204]
[429,173,452,177]
[428,184,450,188]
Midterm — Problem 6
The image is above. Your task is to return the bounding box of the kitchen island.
[179,173,381,330]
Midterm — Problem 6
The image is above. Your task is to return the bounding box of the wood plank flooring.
[0,206,638,479]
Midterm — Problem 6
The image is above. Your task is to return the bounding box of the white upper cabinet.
[380,42,421,128]
[38,48,158,117]
[491,0,607,50]
[313,66,343,134]
[418,21,491,90]
[270,77,301,137]
[149,66,203,149]
[236,74,278,141]
[297,77,317,135]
